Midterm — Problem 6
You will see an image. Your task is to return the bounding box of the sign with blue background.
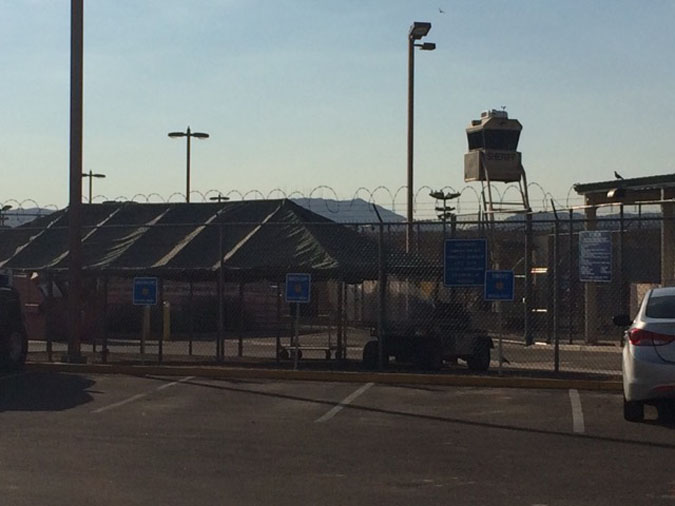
[484,270,515,301]
[444,239,487,286]
[133,277,158,305]
[579,231,612,282]
[285,273,311,303]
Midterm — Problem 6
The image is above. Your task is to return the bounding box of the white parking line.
[92,393,148,414]
[315,382,374,423]
[156,376,196,391]
[92,376,195,414]
[568,389,585,434]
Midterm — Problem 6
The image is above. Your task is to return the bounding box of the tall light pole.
[168,126,210,203]
[82,170,106,203]
[67,0,84,362]
[407,22,435,252]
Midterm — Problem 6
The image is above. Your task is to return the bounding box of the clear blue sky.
[1,0,674,213]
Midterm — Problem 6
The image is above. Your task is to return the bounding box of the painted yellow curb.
[25,362,622,392]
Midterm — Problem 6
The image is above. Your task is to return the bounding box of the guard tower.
[464,109,530,219]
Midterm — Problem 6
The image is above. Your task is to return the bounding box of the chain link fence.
[8,204,667,377]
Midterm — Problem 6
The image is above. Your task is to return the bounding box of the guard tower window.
[467,131,483,150]
[483,130,520,151]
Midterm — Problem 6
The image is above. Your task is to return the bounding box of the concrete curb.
[25,362,623,392]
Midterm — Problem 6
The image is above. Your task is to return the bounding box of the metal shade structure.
[0,205,11,227]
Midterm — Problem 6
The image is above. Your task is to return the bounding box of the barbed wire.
[1,183,587,221]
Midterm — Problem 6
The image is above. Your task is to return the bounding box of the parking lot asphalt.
[1,371,673,506]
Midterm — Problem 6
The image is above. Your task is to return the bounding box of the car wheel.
[362,341,379,370]
[656,401,675,423]
[623,397,644,422]
[466,338,491,372]
[4,331,27,369]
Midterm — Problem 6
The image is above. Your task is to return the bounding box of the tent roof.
[0,200,427,282]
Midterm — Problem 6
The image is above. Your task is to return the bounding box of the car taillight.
[628,328,675,346]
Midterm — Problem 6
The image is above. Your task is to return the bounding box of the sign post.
[133,277,158,363]
[484,270,515,375]
[285,273,311,370]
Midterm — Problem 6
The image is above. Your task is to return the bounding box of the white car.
[614,287,675,422]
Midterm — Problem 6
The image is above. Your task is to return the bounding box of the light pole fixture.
[430,190,460,238]
[209,194,230,203]
[82,170,106,203]
[168,126,210,203]
[407,21,436,252]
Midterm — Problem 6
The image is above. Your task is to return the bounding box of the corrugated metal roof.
[574,173,675,194]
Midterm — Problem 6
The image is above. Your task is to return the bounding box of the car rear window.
[645,294,675,318]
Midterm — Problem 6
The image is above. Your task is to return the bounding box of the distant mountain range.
[503,211,662,230]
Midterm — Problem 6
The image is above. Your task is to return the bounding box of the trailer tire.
[362,340,383,370]
[467,338,491,372]
[414,338,443,371]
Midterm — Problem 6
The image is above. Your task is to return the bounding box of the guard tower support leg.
[519,165,531,211]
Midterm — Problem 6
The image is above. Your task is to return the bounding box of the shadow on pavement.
[180,377,675,447]
[0,371,95,412]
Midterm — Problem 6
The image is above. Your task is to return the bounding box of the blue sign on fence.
[285,273,311,303]
[444,239,487,287]
[133,277,158,305]
[484,270,515,301]
[579,231,612,282]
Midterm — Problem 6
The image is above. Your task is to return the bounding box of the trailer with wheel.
[362,302,493,371]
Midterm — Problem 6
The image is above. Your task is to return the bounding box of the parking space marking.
[315,382,374,423]
[92,393,147,414]
[156,375,196,391]
[569,389,585,433]
[92,375,195,414]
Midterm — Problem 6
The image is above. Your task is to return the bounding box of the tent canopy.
[0,200,430,282]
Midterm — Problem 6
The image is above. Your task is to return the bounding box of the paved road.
[1,371,672,505]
